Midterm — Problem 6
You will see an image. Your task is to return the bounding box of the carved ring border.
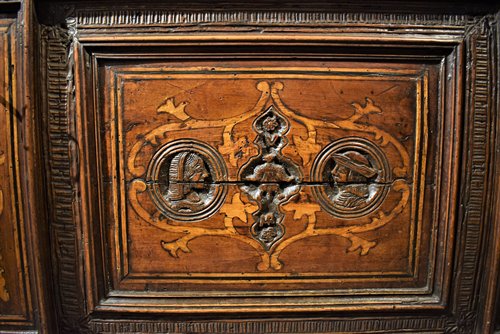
[146,139,228,222]
[311,137,391,218]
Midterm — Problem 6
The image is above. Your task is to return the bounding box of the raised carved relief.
[34,6,498,332]
[239,106,301,250]
[146,139,228,221]
[311,137,391,218]
[128,81,410,270]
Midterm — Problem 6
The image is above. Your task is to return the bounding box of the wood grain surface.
[0,18,33,326]
[98,62,437,294]
[26,1,500,333]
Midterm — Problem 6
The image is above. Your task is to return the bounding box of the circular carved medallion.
[146,139,228,222]
[311,137,390,218]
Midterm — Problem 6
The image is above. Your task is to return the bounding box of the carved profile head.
[167,152,209,201]
[331,151,377,183]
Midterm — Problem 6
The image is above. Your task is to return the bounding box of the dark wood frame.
[8,1,498,333]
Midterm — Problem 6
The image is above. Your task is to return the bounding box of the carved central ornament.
[239,106,301,250]
[128,81,411,271]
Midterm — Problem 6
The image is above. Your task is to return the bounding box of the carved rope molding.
[41,20,90,333]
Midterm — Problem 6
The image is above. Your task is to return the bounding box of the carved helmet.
[331,151,377,182]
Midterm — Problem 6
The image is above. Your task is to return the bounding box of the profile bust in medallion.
[330,151,378,210]
[166,151,210,211]
[147,139,228,222]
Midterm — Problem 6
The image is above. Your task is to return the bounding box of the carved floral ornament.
[128,81,410,271]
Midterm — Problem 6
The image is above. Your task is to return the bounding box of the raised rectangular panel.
[40,6,499,333]
[88,54,453,311]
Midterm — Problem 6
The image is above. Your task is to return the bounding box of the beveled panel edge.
[85,48,454,318]
[88,39,456,310]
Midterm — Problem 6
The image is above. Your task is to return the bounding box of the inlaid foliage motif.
[128,81,411,271]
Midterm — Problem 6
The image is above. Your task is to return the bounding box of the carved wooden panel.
[102,63,437,294]
[38,3,500,333]
[0,18,32,326]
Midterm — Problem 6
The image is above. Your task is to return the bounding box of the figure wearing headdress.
[330,151,378,209]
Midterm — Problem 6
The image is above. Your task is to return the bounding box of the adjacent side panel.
[0,18,33,327]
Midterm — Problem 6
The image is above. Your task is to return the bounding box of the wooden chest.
[0,1,499,333]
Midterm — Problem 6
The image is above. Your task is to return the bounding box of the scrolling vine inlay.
[128,81,411,271]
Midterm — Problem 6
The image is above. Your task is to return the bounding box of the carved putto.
[239,106,301,251]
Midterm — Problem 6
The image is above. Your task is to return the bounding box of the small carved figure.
[240,106,301,250]
[330,151,377,209]
[259,212,275,227]
[167,152,209,210]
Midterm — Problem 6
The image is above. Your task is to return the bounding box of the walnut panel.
[96,60,443,298]
[0,19,31,325]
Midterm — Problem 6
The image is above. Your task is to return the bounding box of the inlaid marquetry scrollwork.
[271,82,410,178]
[276,179,410,270]
[128,81,271,177]
[128,80,411,270]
